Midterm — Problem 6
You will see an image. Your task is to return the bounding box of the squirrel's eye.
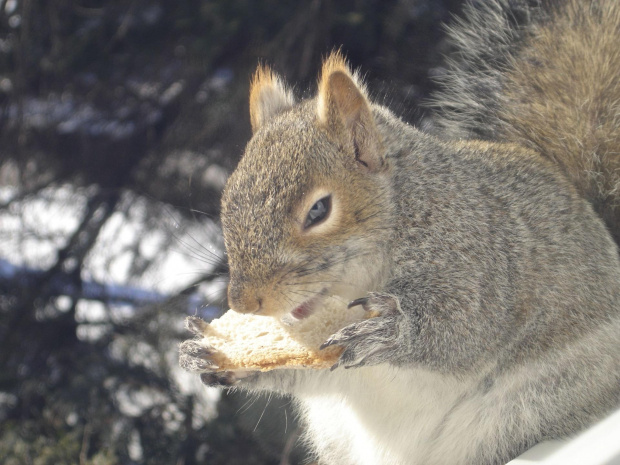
[304,195,331,229]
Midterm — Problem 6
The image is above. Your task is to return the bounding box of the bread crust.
[196,305,366,372]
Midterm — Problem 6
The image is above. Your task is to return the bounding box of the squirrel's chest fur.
[293,367,482,465]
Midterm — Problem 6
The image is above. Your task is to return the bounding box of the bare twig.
[79,422,92,465]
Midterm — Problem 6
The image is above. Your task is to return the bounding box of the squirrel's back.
[433,0,620,242]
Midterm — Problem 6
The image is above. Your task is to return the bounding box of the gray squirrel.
[179,0,620,463]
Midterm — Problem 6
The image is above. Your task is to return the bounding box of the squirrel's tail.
[432,0,620,243]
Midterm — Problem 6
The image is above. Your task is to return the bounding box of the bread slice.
[196,299,368,372]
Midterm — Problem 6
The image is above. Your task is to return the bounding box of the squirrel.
[180,0,620,464]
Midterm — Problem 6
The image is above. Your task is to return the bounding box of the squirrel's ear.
[317,52,384,172]
[249,65,295,133]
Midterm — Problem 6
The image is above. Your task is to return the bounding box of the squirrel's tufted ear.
[317,52,384,172]
[249,65,295,133]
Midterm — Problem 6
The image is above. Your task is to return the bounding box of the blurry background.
[0,1,465,463]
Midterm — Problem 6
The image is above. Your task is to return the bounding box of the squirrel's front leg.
[322,292,408,369]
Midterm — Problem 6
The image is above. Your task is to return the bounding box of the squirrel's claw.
[320,323,365,350]
[200,372,239,387]
[185,315,209,337]
[200,370,259,387]
[348,292,402,315]
[347,297,369,309]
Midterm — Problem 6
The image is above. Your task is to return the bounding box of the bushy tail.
[432,0,620,243]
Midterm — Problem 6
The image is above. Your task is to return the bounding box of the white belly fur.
[290,320,620,465]
[294,366,480,465]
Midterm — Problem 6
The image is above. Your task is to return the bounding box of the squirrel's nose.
[228,281,263,314]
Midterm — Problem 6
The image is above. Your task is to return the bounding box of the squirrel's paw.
[178,338,245,387]
[179,316,255,387]
[321,292,403,370]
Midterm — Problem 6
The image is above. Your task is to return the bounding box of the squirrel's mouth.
[290,289,327,320]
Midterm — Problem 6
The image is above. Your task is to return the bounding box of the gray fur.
[430,0,545,139]
[229,105,620,465]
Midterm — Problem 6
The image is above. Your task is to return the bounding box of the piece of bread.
[196,300,368,372]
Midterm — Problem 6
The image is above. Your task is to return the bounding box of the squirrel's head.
[221,52,393,321]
